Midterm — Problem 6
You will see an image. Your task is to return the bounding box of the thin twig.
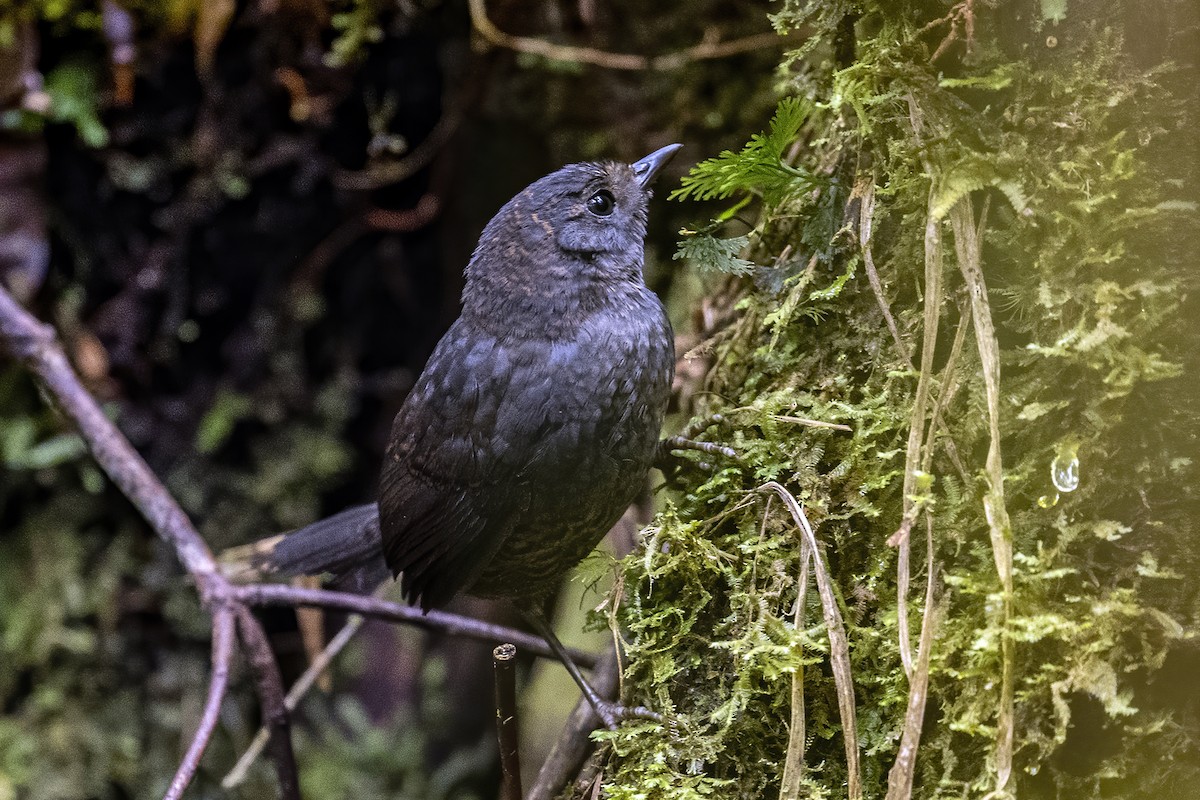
[890,95,947,688]
[883,302,974,800]
[950,197,1014,793]
[494,644,523,800]
[0,289,218,583]
[884,512,940,800]
[234,583,598,668]
[651,32,789,71]
[760,482,862,800]
[224,603,371,788]
[164,607,236,800]
[335,108,465,191]
[857,178,913,368]
[236,607,301,800]
[527,645,622,800]
[922,0,977,63]
[289,195,443,296]
[771,415,853,432]
[719,405,851,432]
[882,293,969,794]
[927,295,972,483]
[468,0,786,71]
[779,533,811,800]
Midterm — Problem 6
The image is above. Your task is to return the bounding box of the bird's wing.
[379,321,572,609]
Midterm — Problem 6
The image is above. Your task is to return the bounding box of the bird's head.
[464,145,682,308]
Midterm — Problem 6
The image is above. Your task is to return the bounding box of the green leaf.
[18,433,87,470]
[195,390,253,454]
[931,157,1029,219]
[1041,0,1068,23]
[43,60,109,148]
[670,97,820,207]
[674,233,756,276]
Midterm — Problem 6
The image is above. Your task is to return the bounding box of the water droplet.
[1051,444,1080,493]
[1037,493,1060,508]
[1029,765,1040,776]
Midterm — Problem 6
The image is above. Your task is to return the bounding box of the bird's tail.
[219,503,390,590]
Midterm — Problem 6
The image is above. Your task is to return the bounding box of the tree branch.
[164,606,236,800]
[0,284,306,799]
[234,583,599,668]
[224,598,371,787]
[468,0,787,71]
[0,287,218,583]
[236,606,302,800]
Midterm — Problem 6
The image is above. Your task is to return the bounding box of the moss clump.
[601,2,1200,798]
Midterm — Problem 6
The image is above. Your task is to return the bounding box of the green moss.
[608,3,1199,798]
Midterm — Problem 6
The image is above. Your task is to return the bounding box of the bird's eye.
[586,190,615,217]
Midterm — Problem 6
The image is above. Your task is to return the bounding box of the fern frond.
[674,233,756,276]
[670,97,821,207]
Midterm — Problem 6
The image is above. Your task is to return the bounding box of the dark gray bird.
[379,146,679,613]
[230,144,683,727]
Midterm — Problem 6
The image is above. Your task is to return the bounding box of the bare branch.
[771,415,853,432]
[922,0,977,63]
[334,108,465,191]
[887,129,945,691]
[0,287,219,584]
[224,602,370,787]
[950,196,1014,792]
[0,286,300,797]
[468,0,787,72]
[1,282,609,797]
[856,177,913,368]
[235,583,598,668]
[236,607,301,800]
[164,607,236,800]
[885,513,941,800]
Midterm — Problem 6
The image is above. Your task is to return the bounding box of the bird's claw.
[656,412,737,469]
[659,435,737,461]
[593,699,664,731]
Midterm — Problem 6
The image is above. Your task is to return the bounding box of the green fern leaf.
[674,233,756,276]
[670,97,820,206]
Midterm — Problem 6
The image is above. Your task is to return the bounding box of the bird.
[226,144,684,728]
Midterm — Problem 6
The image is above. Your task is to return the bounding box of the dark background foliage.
[0,1,779,796]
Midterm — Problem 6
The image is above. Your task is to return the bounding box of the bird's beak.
[632,143,684,189]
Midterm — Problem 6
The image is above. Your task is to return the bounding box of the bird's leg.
[655,413,737,472]
[521,609,661,732]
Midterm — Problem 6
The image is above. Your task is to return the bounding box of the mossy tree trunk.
[602,2,1199,798]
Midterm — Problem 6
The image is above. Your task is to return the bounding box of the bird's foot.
[656,413,737,473]
[658,435,737,462]
[591,699,664,731]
